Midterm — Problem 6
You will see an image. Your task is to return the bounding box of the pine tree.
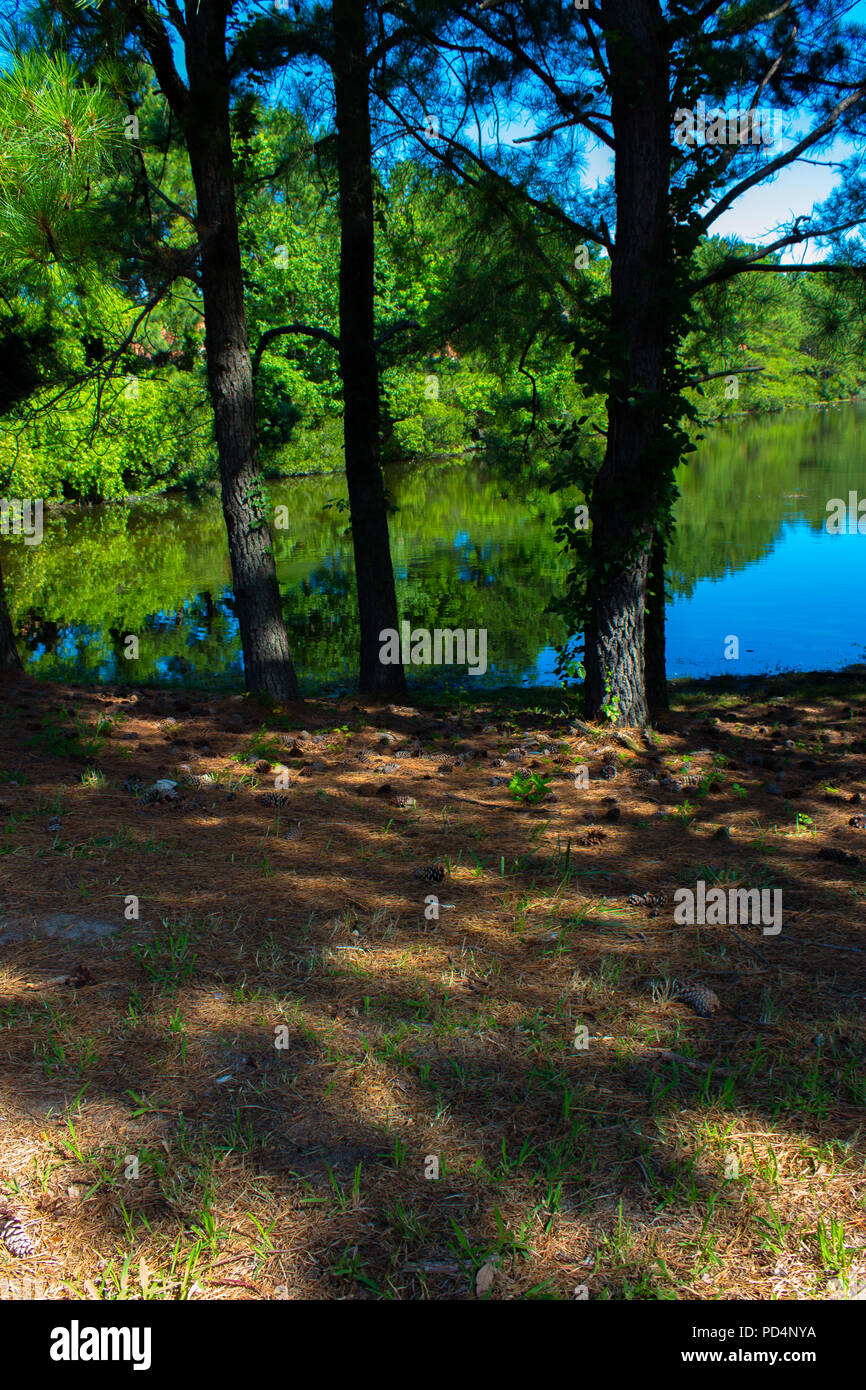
[401,0,866,723]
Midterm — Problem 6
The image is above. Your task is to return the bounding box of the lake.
[3,404,865,692]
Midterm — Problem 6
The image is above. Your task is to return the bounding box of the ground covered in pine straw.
[1,667,865,1301]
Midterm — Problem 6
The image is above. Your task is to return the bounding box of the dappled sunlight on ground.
[0,671,865,1299]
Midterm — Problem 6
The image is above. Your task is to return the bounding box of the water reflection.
[3,406,865,689]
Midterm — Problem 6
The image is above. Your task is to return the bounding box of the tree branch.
[685,365,765,384]
[701,83,866,231]
[689,216,866,292]
[377,90,612,255]
[252,322,341,377]
[120,1,191,123]
[374,319,421,349]
[722,262,865,275]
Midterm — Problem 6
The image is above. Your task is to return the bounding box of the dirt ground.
[1,667,865,1300]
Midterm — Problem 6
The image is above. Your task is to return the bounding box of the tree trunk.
[585,0,670,727]
[178,10,300,701]
[644,527,669,711]
[332,0,406,696]
[0,556,21,672]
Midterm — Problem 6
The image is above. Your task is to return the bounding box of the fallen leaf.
[475,1260,497,1296]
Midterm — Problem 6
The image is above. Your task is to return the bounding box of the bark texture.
[644,527,669,711]
[333,0,406,696]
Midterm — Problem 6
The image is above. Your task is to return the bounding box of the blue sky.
[568,135,850,260]
[563,112,857,259]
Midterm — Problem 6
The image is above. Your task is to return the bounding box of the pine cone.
[142,781,177,804]
[260,792,292,809]
[628,892,667,909]
[579,829,605,845]
[1,1216,34,1259]
[673,981,721,1018]
[392,795,417,809]
[819,847,861,866]
[848,816,866,830]
[284,820,303,840]
[413,864,445,883]
[599,763,618,780]
[631,769,657,786]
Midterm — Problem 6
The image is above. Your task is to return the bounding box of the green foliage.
[0,52,123,276]
[25,707,106,760]
[0,52,213,498]
[133,921,198,995]
[1,369,213,501]
[508,771,551,806]
[600,684,622,726]
[686,238,866,419]
[1,56,862,507]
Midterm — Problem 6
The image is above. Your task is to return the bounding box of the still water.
[3,405,865,691]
